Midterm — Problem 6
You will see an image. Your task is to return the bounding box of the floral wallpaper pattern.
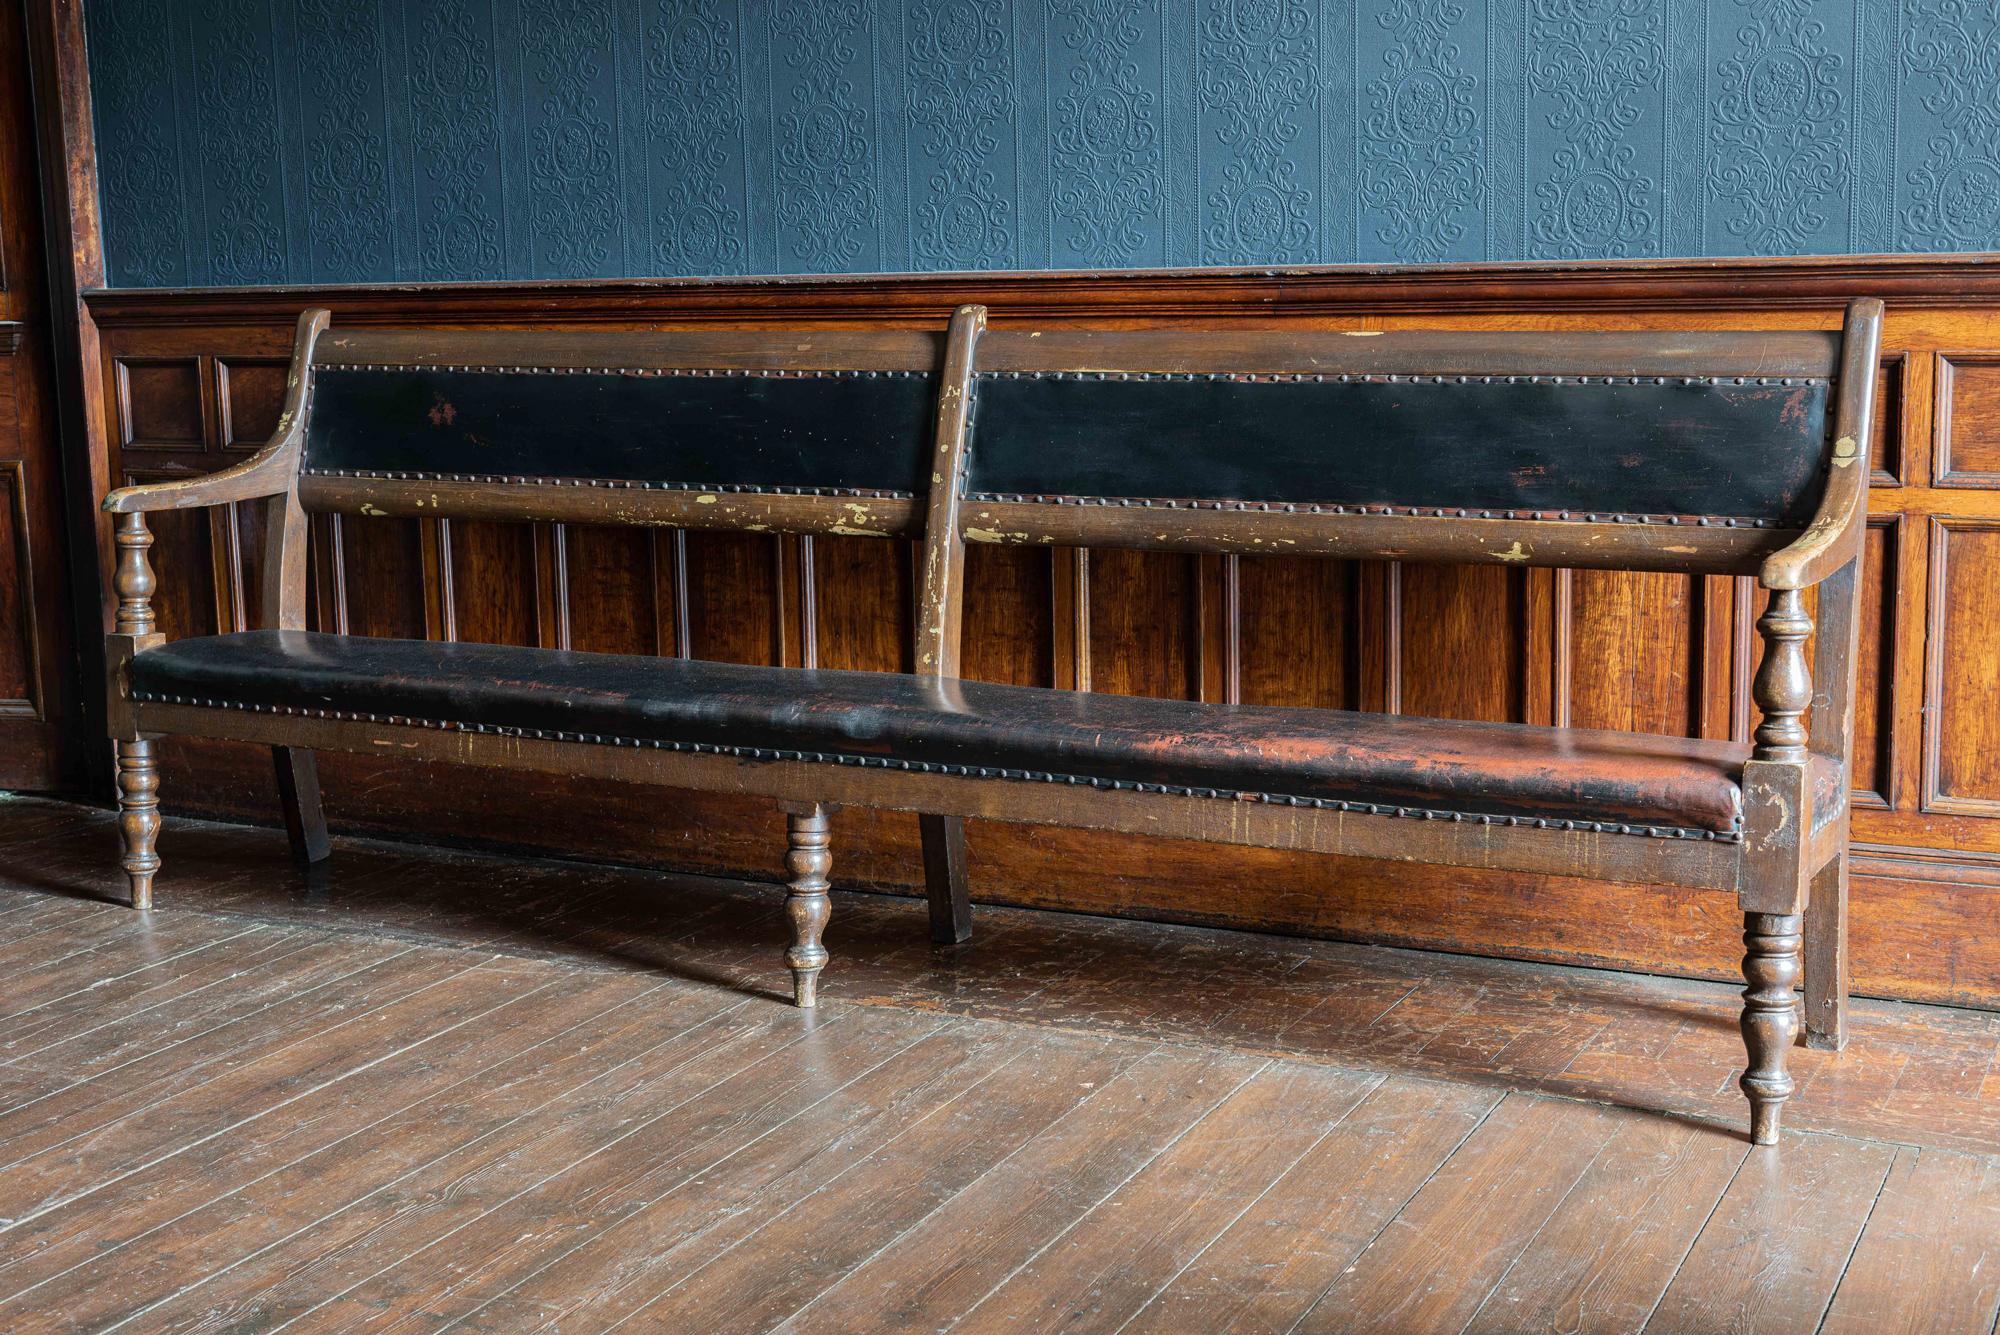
[88,0,2000,287]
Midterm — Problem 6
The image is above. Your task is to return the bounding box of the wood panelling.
[564,525,667,657]
[0,460,39,712]
[815,535,909,673]
[1399,564,1524,723]
[964,545,1052,689]
[1851,519,1897,808]
[76,260,2000,1007]
[1936,355,2000,488]
[1566,570,1701,737]
[443,520,536,648]
[1236,557,1355,710]
[1924,519,2000,817]
[114,358,201,448]
[214,358,286,451]
[1873,356,1906,486]
[1087,550,1195,701]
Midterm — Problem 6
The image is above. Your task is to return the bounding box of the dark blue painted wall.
[86,0,2000,287]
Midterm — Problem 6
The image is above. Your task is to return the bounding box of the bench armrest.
[102,309,331,516]
[1760,298,1884,591]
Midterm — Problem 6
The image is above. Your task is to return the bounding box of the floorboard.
[1645,1131,1897,1333]
[1295,1094,1628,1332]
[1122,1076,1495,1335]
[1817,1146,2000,1335]
[951,1060,1375,1334]
[0,794,1994,1334]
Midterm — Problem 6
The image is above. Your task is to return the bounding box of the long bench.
[102,299,1883,1144]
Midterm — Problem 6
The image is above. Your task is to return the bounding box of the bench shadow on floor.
[7,797,1999,1156]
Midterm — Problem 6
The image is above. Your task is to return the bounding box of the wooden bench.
[102,299,1884,1144]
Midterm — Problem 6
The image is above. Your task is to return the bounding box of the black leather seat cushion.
[131,631,1747,838]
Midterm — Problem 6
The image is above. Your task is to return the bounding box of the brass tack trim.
[978,370,1827,387]
[299,469,913,499]
[964,493,1790,528]
[317,364,931,380]
[131,691,1743,843]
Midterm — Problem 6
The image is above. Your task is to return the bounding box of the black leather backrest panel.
[965,373,1830,524]
[302,368,936,495]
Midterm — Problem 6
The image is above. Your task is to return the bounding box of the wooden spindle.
[110,510,162,908]
[784,804,833,1008]
[1751,586,1811,762]
[1740,911,1803,1145]
[113,511,156,637]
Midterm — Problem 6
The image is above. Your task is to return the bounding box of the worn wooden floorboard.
[778,1045,1265,1335]
[1817,1146,2000,1335]
[951,1059,1379,1335]
[0,924,313,1065]
[1294,1094,1630,1332]
[1644,1131,1898,1333]
[279,1010,957,1334]
[0,980,700,1332]
[471,1030,1142,1333]
[0,795,1994,1334]
[1120,1076,1496,1335]
[134,1000,796,1334]
[0,967,660,1326]
[0,957,537,1232]
[1461,1109,1749,1333]
[0,941,444,1156]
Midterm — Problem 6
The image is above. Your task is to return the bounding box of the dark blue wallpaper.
[86,0,2000,287]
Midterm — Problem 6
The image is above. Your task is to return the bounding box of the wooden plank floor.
[0,794,1997,1334]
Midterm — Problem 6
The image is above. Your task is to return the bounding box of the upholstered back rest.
[296,328,947,537]
[957,328,1847,575]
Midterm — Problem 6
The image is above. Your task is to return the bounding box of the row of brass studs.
[978,370,1826,387]
[965,493,1788,528]
[300,468,912,499]
[316,363,931,379]
[132,692,1742,843]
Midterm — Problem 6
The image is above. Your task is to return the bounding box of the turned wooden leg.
[273,746,331,864]
[1741,911,1803,1145]
[1803,855,1849,1052]
[115,739,161,910]
[784,805,833,1008]
[919,813,972,946]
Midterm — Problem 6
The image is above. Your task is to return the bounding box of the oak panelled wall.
[80,259,2000,1009]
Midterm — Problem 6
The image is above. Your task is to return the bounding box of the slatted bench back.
[958,327,1848,575]
[295,327,948,538]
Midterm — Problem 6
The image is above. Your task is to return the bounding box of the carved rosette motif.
[1050,0,1163,264]
[1199,0,1315,263]
[1707,0,1851,253]
[649,1,745,275]
[773,4,879,270]
[298,0,392,281]
[1900,1,2000,251]
[194,0,285,284]
[1360,0,1484,262]
[410,0,503,277]
[523,0,620,275]
[1528,0,1662,257]
[910,0,1014,268]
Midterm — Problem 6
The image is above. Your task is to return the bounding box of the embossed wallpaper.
[86,0,2000,287]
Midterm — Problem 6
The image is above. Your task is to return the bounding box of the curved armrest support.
[103,308,331,516]
[1761,298,1884,591]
